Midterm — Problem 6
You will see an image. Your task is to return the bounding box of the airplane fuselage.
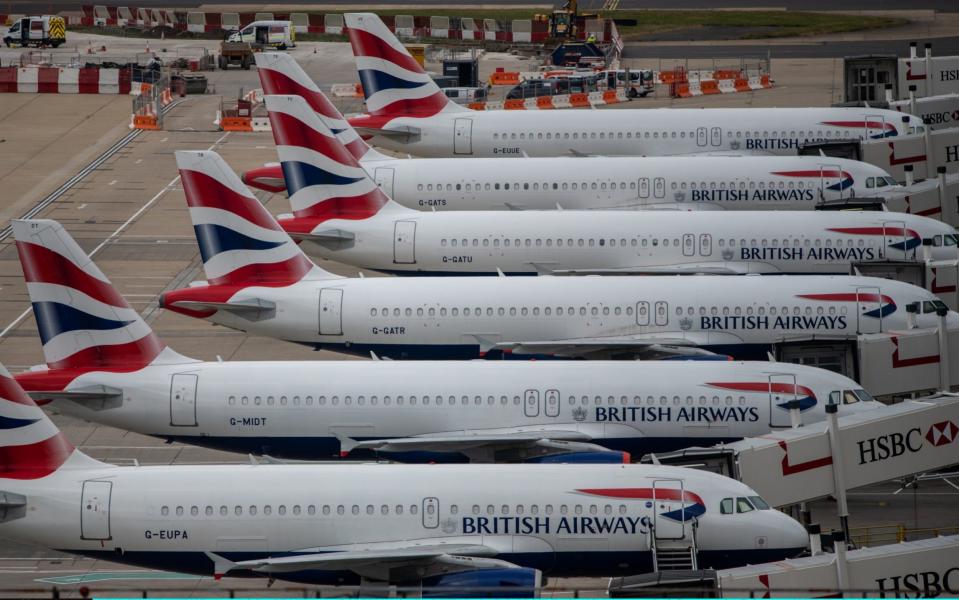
[0,461,809,583]
[298,210,958,277]
[251,155,898,211]
[162,275,959,360]
[19,361,876,461]
[350,107,919,159]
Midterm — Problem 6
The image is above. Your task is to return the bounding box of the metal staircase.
[653,546,697,571]
[650,520,699,572]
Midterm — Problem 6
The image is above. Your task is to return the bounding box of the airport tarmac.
[0,36,956,598]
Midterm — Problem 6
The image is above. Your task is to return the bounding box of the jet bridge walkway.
[642,393,959,508]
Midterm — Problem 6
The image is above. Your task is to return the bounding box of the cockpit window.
[921,299,949,314]
[945,235,958,246]
[749,496,771,510]
[852,389,875,403]
[884,176,898,186]
[736,497,754,513]
[829,390,862,405]
[720,498,733,514]
[866,177,875,189]
[876,178,888,188]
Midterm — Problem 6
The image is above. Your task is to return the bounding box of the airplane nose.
[775,513,810,553]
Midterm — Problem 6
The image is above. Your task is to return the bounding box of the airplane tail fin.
[254,52,386,162]
[0,362,102,479]
[266,94,411,234]
[345,12,467,118]
[12,219,186,372]
[175,150,336,285]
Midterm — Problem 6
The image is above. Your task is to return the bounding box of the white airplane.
[264,93,959,278]
[9,219,882,461]
[244,51,898,211]
[0,367,810,591]
[158,150,959,361]
[343,13,924,159]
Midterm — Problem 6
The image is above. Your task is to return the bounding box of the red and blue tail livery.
[175,151,325,286]
[344,13,463,119]
[254,52,376,162]
[266,94,397,233]
[0,363,74,479]
[12,220,168,372]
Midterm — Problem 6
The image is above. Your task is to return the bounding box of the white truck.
[3,15,65,48]
[226,20,294,50]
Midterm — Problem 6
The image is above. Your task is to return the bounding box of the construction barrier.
[468,89,630,111]
[78,6,580,44]
[0,66,132,94]
[489,70,520,86]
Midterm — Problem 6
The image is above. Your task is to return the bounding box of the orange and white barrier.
[674,74,772,98]
[489,71,520,86]
[468,88,628,111]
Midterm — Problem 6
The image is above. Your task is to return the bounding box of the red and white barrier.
[0,66,132,94]
[429,16,450,39]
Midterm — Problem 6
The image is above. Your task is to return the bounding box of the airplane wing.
[549,262,782,276]
[207,542,517,582]
[336,429,612,462]
[496,331,744,359]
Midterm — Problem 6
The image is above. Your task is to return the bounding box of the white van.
[227,20,295,49]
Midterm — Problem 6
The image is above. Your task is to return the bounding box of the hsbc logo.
[857,421,957,465]
[876,567,959,598]
[923,110,959,126]
[926,420,959,447]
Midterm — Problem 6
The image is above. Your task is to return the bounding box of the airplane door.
[524,389,540,417]
[545,389,560,417]
[699,234,712,257]
[454,118,473,155]
[374,167,395,198]
[856,286,883,334]
[696,127,707,147]
[422,497,439,528]
[318,288,343,335]
[767,373,798,428]
[654,301,668,326]
[882,219,911,259]
[682,234,695,257]
[638,178,650,199]
[636,301,650,326]
[652,479,686,541]
[864,113,886,139]
[710,127,722,147]
[820,164,844,200]
[654,177,665,199]
[169,373,198,427]
[393,220,416,264]
[80,480,112,540]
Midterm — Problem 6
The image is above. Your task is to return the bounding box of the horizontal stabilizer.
[27,384,122,403]
[353,125,421,142]
[169,298,276,321]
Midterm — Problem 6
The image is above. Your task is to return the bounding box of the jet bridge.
[715,534,959,598]
[643,394,959,509]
